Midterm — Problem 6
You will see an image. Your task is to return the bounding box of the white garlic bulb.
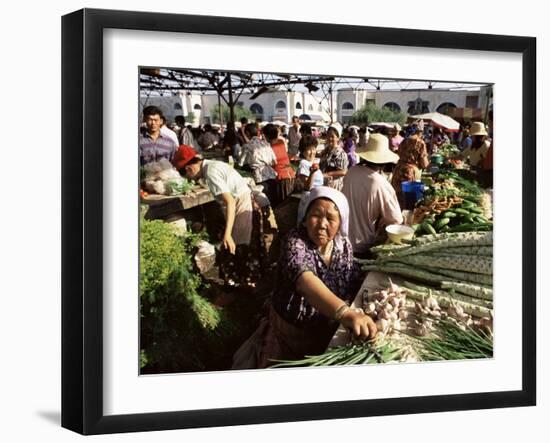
[364,302,376,315]
[376,319,389,334]
[415,324,428,336]
[388,279,399,293]
[430,310,442,319]
[414,302,425,315]
[389,297,400,308]
[424,295,439,311]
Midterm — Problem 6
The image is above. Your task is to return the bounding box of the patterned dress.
[391,136,429,204]
[272,228,363,328]
[319,146,349,191]
[231,227,365,369]
[343,138,358,168]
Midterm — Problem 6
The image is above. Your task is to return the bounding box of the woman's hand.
[223,233,236,255]
[340,309,377,340]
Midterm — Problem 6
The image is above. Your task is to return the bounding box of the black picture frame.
[62,8,537,435]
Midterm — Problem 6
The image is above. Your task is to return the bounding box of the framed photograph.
[62,8,536,435]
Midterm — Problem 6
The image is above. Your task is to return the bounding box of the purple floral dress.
[343,138,358,168]
[272,228,363,329]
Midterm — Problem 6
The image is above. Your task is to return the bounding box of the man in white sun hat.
[458,121,491,168]
[342,133,403,257]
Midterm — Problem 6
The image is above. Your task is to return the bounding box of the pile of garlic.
[362,282,493,340]
[411,292,492,336]
[411,293,443,337]
[363,280,408,336]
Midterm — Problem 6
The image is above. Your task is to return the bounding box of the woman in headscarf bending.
[232,186,377,369]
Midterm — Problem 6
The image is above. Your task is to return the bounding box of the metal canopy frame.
[139,67,490,124]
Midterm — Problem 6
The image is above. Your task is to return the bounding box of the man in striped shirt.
[139,106,178,166]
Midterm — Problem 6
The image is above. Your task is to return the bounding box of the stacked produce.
[362,280,409,336]
[437,143,460,158]
[141,158,194,196]
[360,232,493,322]
[412,196,492,234]
[412,169,492,234]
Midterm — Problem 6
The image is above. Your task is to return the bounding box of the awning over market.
[409,112,461,132]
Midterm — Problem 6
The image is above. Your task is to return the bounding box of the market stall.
[271,149,494,368]
[141,185,216,219]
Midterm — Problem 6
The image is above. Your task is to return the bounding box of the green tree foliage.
[140,219,227,372]
[211,104,254,124]
[185,112,195,124]
[350,102,406,126]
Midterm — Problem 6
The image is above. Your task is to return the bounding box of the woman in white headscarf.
[232,186,377,369]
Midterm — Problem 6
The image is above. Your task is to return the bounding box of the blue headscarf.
[405,124,420,137]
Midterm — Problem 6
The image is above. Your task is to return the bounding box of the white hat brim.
[357,150,399,164]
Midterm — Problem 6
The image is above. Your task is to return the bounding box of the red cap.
[172,145,198,170]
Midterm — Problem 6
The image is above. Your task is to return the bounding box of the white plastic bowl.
[385,224,415,244]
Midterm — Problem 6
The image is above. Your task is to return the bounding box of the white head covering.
[299,186,350,248]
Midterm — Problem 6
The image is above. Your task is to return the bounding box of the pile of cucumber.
[413,198,492,235]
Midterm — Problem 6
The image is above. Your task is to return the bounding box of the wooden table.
[141,185,215,220]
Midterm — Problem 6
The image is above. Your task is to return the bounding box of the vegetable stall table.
[269,231,494,368]
[276,230,494,368]
[141,185,216,220]
[317,265,493,366]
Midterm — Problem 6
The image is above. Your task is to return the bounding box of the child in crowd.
[296,135,324,224]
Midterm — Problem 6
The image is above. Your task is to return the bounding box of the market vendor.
[390,123,429,206]
[172,145,266,289]
[342,134,403,257]
[232,186,377,369]
[457,121,491,168]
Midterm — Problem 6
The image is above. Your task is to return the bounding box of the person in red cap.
[172,145,266,289]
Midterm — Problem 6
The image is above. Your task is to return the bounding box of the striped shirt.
[139,131,178,166]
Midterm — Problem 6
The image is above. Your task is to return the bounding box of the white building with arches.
[335,87,491,124]
[139,85,490,126]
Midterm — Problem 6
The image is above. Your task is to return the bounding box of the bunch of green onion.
[268,339,402,368]
[402,318,493,361]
